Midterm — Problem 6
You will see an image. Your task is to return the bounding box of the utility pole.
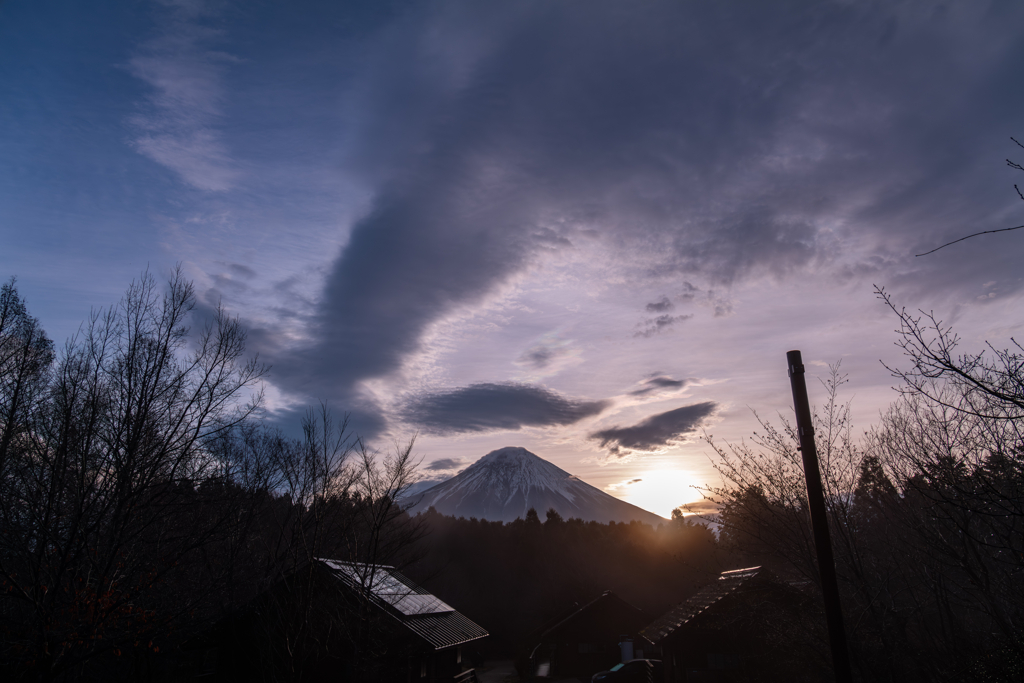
[787,350,854,683]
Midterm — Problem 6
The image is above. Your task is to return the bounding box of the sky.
[3,0,1024,518]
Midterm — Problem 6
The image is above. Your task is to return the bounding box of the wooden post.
[787,350,854,683]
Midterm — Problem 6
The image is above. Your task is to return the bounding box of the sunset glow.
[613,469,706,520]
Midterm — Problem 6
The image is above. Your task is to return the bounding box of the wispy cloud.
[645,297,673,313]
[246,0,1024,440]
[425,457,467,471]
[629,376,691,397]
[681,499,721,516]
[591,402,717,457]
[675,282,732,318]
[403,383,609,436]
[514,332,581,378]
[607,477,643,491]
[127,1,238,191]
[634,314,693,338]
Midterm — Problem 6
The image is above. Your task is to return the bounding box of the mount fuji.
[405,447,666,525]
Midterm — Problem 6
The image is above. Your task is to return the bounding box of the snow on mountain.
[405,447,666,526]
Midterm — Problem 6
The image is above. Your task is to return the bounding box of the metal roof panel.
[319,559,488,650]
[640,566,764,644]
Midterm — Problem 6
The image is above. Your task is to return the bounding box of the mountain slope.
[406,446,666,525]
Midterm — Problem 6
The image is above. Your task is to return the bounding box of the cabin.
[184,559,488,683]
[639,567,827,683]
[526,590,652,680]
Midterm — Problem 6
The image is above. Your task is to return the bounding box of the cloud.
[403,383,609,435]
[680,499,721,516]
[630,376,690,396]
[634,314,693,338]
[646,297,673,313]
[591,402,717,456]
[678,282,700,302]
[711,300,733,318]
[127,1,239,191]
[672,282,732,318]
[519,346,558,369]
[425,457,467,471]
[264,186,538,433]
[515,333,579,375]
[533,228,574,249]
[226,263,257,279]
[606,477,644,492]
[258,1,1024,436]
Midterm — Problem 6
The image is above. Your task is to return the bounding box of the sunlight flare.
[611,468,704,519]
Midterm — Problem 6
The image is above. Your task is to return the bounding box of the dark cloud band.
[254,1,1024,439]
[404,383,609,435]
[591,402,717,456]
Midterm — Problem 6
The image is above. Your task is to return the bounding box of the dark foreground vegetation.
[700,291,1024,682]
[0,272,423,682]
[1,270,1022,682]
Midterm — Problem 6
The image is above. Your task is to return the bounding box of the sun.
[615,468,706,519]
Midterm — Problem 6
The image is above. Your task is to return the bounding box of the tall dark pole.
[787,350,854,683]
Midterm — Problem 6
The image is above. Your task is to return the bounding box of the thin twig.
[915,224,1024,257]
[919,137,1024,255]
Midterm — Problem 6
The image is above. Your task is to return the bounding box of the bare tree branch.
[915,224,1024,256]
[917,137,1024,256]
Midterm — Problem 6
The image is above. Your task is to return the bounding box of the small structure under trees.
[186,559,488,683]
[640,567,823,683]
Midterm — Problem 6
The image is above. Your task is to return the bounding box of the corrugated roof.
[402,610,491,650]
[325,560,455,615]
[320,560,488,650]
[639,566,764,645]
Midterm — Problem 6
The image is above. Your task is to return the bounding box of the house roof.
[639,566,765,645]
[320,560,488,651]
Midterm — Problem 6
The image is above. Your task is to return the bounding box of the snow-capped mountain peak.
[455,446,579,503]
[406,447,665,525]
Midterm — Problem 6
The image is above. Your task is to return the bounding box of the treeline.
[0,273,421,682]
[704,291,1024,683]
[403,508,727,655]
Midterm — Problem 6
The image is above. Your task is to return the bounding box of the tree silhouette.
[0,269,268,680]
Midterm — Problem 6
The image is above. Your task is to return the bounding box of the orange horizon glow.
[613,468,707,519]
